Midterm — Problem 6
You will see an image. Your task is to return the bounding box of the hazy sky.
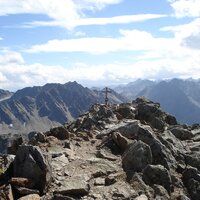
[0,0,200,91]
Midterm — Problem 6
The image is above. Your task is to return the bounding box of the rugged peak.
[0,82,126,134]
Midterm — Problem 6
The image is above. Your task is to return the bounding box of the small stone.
[9,177,33,187]
[53,194,75,200]
[55,177,90,196]
[94,178,105,186]
[14,186,40,196]
[64,141,73,149]
[17,194,40,200]
[134,194,148,200]
[0,184,14,200]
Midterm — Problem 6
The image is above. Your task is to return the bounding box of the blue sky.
[0,0,200,91]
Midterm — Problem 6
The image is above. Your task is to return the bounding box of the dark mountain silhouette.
[0,81,127,134]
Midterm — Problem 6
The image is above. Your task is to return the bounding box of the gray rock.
[14,186,40,195]
[170,127,193,140]
[129,173,154,198]
[53,194,75,200]
[115,104,136,120]
[149,116,165,130]
[176,194,191,200]
[153,184,170,200]
[28,132,46,145]
[182,166,200,199]
[122,140,152,172]
[17,194,41,200]
[55,176,90,196]
[134,194,148,200]
[47,126,70,140]
[7,136,23,155]
[184,153,200,171]
[142,164,172,194]
[13,145,52,194]
[119,122,177,170]
[94,177,105,186]
[112,131,132,151]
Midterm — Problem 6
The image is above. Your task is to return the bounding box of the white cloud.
[168,0,200,18]
[24,14,166,28]
[0,51,24,64]
[77,14,166,26]
[74,0,122,11]
[26,29,176,54]
[1,50,200,91]
[0,0,165,29]
[161,18,200,49]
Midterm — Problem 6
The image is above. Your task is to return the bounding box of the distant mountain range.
[0,81,127,134]
[114,78,200,124]
[2,78,200,134]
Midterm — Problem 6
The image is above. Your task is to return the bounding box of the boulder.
[149,117,165,130]
[122,140,152,172]
[7,136,23,155]
[182,166,200,199]
[47,126,70,140]
[134,97,177,127]
[28,132,46,144]
[115,104,136,119]
[170,127,193,140]
[142,165,172,194]
[54,176,90,196]
[153,184,170,200]
[112,132,132,151]
[13,145,51,194]
[184,153,200,170]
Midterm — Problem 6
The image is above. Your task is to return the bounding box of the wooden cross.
[102,87,112,105]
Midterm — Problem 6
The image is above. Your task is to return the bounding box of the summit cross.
[102,87,112,105]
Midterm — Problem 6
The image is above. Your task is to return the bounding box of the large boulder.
[182,166,200,200]
[142,164,172,194]
[118,121,176,169]
[112,132,132,151]
[122,140,152,172]
[115,104,136,120]
[13,145,52,194]
[134,97,177,128]
[170,126,193,140]
[46,126,70,140]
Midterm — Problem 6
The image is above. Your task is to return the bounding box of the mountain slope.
[0,82,126,134]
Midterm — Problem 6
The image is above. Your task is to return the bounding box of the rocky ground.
[1,97,200,199]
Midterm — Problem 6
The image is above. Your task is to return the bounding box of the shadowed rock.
[13,145,52,194]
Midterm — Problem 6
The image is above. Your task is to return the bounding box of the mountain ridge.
[0,81,127,134]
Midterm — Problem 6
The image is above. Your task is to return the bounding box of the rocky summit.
[1,97,200,200]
